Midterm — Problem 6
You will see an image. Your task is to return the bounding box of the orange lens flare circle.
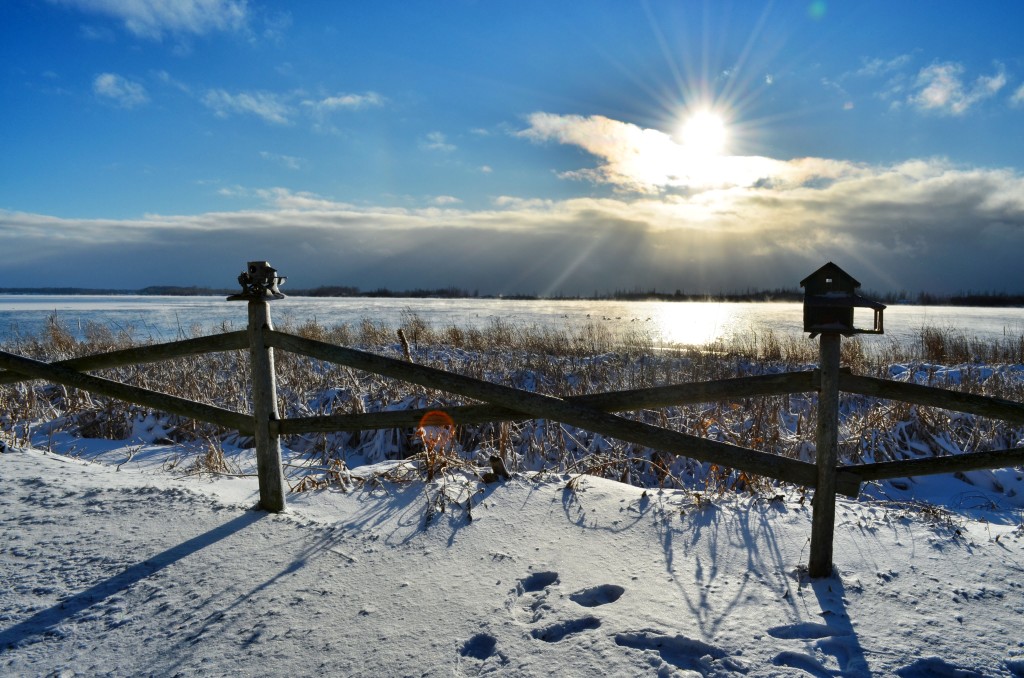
[419,410,454,429]
[418,410,455,450]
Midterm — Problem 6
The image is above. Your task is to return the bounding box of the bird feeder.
[800,262,885,338]
[227,261,287,301]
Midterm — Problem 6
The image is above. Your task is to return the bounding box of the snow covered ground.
[3,439,1024,677]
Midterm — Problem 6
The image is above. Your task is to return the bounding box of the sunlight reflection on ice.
[0,295,1021,349]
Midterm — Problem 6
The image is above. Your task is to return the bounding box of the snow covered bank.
[3,445,1024,676]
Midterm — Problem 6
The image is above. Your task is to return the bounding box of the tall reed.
[2,314,1021,494]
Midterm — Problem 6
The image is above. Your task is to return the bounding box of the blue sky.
[2,0,1024,295]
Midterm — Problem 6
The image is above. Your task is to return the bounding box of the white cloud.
[188,86,389,129]
[491,196,553,210]
[79,23,115,41]
[909,62,1006,115]
[1010,84,1024,108]
[50,0,248,39]
[855,54,912,78]
[216,185,248,198]
[93,72,149,108]
[202,89,291,124]
[301,92,385,133]
[153,69,190,93]
[430,195,462,206]
[305,92,384,112]
[421,132,456,152]
[253,187,355,211]
[259,151,302,170]
[820,76,852,110]
[519,112,794,194]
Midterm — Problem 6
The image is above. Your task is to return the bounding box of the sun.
[679,109,729,157]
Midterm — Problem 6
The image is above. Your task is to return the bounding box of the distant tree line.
[1,285,1021,306]
[593,287,804,303]
[0,287,135,296]
[138,286,236,296]
[867,289,1024,307]
[291,285,480,299]
[0,286,234,296]
[599,287,1024,306]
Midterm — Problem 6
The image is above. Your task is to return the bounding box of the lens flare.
[418,410,455,452]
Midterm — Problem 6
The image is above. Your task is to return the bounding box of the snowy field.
[3,440,1024,676]
[2,321,1023,676]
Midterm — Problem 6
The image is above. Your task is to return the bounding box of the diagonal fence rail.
[0,347,253,434]
[277,372,818,433]
[265,330,849,494]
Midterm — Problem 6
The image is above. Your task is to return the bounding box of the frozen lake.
[1,295,1022,349]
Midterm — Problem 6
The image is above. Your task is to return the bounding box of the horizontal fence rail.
[0,331,248,387]
[846,448,1024,482]
[265,330,860,496]
[838,373,1024,424]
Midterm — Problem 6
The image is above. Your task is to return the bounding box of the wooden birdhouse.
[800,262,885,337]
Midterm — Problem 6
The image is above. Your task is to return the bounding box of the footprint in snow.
[614,631,745,673]
[530,616,601,643]
[459,632,497,660]
[508,571,559,624]
[771,634,866,676]
[507,571,624,643]
[458,631,508,674]
[569,583,625,607]
[894,657,987,677]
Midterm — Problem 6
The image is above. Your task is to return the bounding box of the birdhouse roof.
[799,261,861,289]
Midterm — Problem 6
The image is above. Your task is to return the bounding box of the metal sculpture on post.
[801,262,885,577]
[227,261,287,301]
[229,261,287,512]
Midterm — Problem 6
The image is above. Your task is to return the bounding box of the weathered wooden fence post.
[800,262,886,577]
[810,332,840,577]
[229,262,288,512]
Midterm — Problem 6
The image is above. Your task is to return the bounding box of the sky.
[2,0,1024,296]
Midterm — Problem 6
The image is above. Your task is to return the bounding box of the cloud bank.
[3,145,1022,295]
[2,113,1020,295]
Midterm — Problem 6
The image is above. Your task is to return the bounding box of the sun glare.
[679,110,728,157]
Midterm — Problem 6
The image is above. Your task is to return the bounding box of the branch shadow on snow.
[660,497,795,640]
[0,510,266,651]
[559,478,654,534]
[318,473,506,549]
[649,494,872,673]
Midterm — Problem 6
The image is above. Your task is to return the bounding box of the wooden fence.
[1,296,1022,578]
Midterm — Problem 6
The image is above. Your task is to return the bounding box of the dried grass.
[2,314,1021,497]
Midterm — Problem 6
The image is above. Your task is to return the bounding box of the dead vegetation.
[1,313,1022,500]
